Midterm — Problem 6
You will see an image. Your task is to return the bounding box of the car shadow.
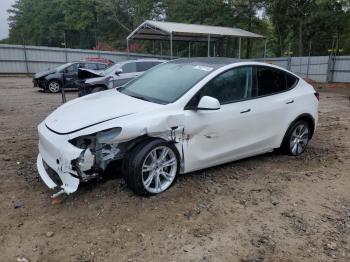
[74,150,286,197]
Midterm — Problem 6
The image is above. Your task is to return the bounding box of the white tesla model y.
[37,58,319,196]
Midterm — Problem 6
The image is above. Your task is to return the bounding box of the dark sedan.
[33,61,111,93]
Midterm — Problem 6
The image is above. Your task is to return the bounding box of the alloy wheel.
[142,146,177,194]
[289,124,309,155]
[48,81,60,93]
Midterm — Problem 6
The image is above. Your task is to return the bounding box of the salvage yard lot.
[0,77,349,262]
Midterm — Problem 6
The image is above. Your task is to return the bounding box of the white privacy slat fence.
[0,44,350,83]
[256,56,350,83]
[0,44,170,75]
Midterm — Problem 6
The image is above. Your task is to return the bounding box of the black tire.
[46,80,62,93]
[281,120,311,156]
[123,139,180,196]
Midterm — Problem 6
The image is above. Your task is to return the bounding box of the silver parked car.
[78,59,166,96]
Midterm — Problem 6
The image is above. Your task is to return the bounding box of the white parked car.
[37,58,319,197]
[77,59,166,96]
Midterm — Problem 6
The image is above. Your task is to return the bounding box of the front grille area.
[33,79,47,89]
[42,160,63,186]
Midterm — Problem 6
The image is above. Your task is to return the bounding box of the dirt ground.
[0,77,349,262]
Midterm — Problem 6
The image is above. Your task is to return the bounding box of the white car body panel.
[36,60,319,196]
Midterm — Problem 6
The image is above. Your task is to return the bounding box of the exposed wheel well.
[124,135,177,152]
[47,79,62,84]
[122,135,182,164]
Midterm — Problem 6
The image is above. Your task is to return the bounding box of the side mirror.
[115,69,123,75]
[197,96,221,110]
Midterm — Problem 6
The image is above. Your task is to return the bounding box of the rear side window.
[122,62,136,73]
[136,62,155,72]
[256,66,298,96]
[84,63,98,70]
[256,67,286,96]
[97,63,108,70]
[286,73,298,89]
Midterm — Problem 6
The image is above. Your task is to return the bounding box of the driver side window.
[189,66,253,106]
[65,63,79,73]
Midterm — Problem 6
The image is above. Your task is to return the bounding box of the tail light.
[314,92,319,100]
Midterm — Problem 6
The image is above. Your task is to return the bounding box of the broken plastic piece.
[14,202,24,209]
[51,189,65,199]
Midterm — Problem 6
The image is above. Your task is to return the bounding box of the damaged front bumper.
[37,122,125,196]
[37,122,88,196]
[37,153,80,197]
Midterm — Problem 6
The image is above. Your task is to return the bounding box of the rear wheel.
[123,139,179,196]
[47,80,61,93]
[281,120,310,156]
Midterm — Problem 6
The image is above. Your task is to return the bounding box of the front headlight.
[69,127,122,149]
[70,127,123,172]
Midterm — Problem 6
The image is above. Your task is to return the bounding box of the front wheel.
[123,139,180,196]
[47,80,61,93]
[281,120,311,156]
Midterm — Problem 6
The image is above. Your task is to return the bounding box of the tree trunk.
[298,20,303,56]
[276,25,283,57]
[245,0,253,58]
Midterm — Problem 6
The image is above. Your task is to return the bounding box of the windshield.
[119,62,213,104]
[101,63,121,76]
[55,63,72,72]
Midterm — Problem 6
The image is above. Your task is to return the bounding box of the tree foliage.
[4,0,350,56]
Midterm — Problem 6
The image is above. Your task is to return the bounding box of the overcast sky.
[0,0,16,40]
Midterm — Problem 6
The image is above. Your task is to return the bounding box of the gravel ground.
[0,77,349,262]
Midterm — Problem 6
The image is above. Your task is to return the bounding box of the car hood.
[45,89,161,134]
[78,68,103,79]
[34,69,56,79]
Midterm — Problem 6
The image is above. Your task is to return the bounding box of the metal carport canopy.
[127,20,264,58]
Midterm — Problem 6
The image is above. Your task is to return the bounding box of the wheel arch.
[280,113,316,148]
[46,78,63,89]
[124,135,181,156]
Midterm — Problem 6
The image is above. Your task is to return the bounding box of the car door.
[113,62,137,87]
[183,66,268,172]
[252,66,299,149]
[63,63,80,88]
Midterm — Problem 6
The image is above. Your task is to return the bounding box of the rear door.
[251,66,299,149]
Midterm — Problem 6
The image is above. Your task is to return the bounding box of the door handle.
[240,109,251,114]
[286,100,294,104]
